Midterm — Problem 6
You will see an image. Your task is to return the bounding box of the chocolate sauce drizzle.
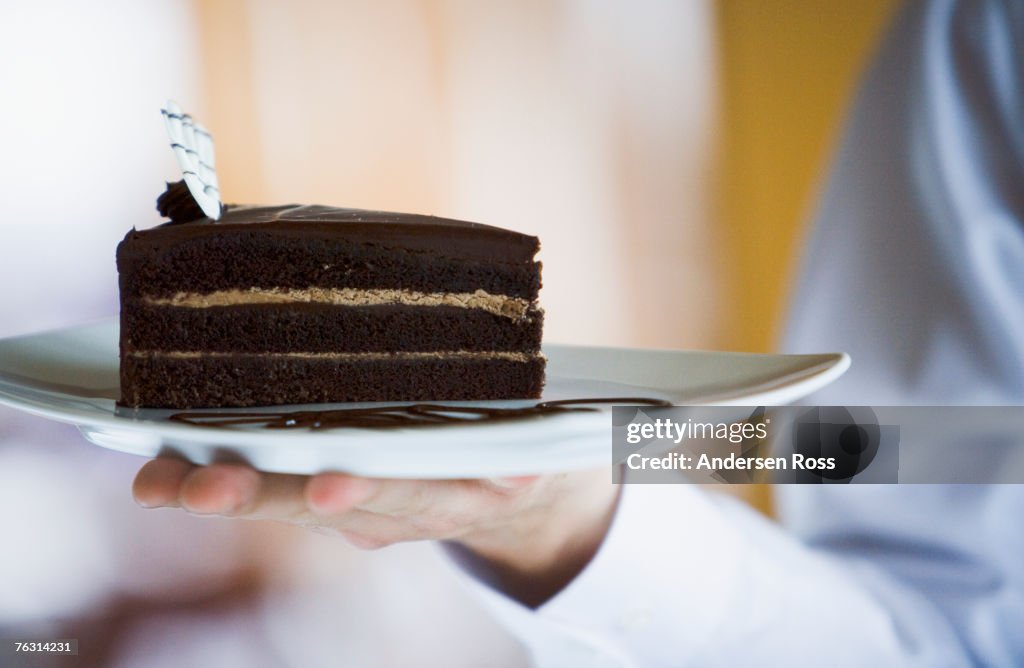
[168,397,672,430]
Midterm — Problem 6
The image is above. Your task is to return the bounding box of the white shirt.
[452,1,1024,665]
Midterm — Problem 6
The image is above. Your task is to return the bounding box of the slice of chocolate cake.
[117,185,544,408]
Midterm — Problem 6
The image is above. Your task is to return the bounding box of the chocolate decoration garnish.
[168,397,673,430]
[160,100,223,220]
[156,180,206,224]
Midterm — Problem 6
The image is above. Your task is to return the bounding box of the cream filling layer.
[144,287,531,319]
[127,350,540,363]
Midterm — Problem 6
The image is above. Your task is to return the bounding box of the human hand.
[132,460,619,606]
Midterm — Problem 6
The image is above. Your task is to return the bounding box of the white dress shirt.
[452,1,1024,665]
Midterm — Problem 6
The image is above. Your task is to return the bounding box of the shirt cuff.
[442,484,746,667]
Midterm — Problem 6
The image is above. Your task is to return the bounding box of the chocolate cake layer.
[121,303,544,354]
[121,353,546,408]
[119,235,540,300]
[117,207,542,300]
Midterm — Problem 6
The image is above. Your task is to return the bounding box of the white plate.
[0,319,849,478]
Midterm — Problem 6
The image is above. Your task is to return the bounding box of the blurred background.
[0,1,896,665]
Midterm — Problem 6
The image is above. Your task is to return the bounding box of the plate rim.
[0,319,850,472]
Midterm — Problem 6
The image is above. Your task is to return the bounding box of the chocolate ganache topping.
[126,203,540,265]
[156,180,211,224]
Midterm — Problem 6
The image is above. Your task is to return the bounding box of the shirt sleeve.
[444,482,972,667]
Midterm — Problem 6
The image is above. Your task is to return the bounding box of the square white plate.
[0,318,848,477]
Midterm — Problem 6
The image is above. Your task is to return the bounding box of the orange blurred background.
[192,0,897,354]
